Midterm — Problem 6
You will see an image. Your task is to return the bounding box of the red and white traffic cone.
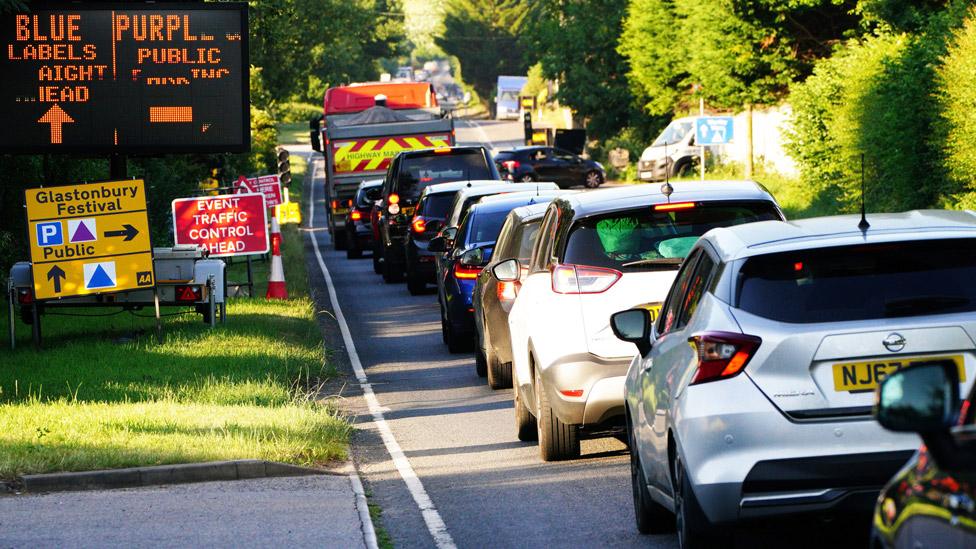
[266,216,288,300]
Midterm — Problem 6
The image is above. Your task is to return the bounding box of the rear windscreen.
[420,193,455,219]
[563,200,781,272]
[737,238,976,323]
[396,151,492,200]
[518,221,542,261]
[461,210,510,247]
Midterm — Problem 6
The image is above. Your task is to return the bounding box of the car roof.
[469,192,563,214]
[477,189,573,205]
[702,210,976,262]
[420,180,500,197]
[553,180,777,219]
[454,182,560,201]
[399,145,486,158]
[509,202,552,223]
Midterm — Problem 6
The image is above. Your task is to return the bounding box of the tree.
[250,0,405,105]
[620,0,859,114]
[435,0,530,101]
[526,0,648,140]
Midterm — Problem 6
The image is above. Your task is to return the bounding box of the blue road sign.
[695,117,734,145]
[36,221,63,247]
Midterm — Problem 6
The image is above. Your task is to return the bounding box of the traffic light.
[277,147,291,187]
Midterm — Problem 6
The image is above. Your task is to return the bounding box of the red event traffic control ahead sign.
[172,193,270,257]
[235,175,283,208]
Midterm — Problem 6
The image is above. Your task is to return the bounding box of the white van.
[637,117,700,182]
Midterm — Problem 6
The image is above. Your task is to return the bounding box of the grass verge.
[277,122,310,145]
[0,154,347,480]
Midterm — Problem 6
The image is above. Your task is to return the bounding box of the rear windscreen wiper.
[621,258,684,269]
[883,295,971,317]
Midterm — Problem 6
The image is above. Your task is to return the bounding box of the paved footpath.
[0,476,366,549]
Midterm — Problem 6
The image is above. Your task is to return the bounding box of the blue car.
[430,192,561,354]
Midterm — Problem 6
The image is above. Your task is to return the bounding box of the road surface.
[303,118,871,548]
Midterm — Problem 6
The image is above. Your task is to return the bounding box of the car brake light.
[347,199,353,207]
[388,193,400,205]
[688,331,762,385]
[560,389,584,398]
[654,202,696,211]
[175,285,203,302]
[434,147,452,154]
[412,217,426,233]
[454,263,482,279]
[496,280,518,301]
[551,264,621,294]
[502,160,520,172]
[351,210,363,221]
[331,200,338,210]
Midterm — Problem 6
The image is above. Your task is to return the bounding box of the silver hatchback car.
[612,211,976,547]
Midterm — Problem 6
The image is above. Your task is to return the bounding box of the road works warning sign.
[331,133,451,174]
[171,193,268,257]
[234,175,282,208]
[25,179,154,300]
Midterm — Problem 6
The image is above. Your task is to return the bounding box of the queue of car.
[335,144,976,548]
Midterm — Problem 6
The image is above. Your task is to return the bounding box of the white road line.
[462,119,494,151]
[307,159,457,549]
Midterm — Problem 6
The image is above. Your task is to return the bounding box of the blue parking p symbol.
[36,222,63,247]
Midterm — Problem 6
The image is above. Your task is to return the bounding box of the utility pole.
[745,103,754,179]
[699,95,705,181]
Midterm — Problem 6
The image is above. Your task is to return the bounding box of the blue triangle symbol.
[87,265,115,288]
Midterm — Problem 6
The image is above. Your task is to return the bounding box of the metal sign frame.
[0,2,250,154]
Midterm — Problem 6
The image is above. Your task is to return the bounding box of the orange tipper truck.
[315,82,455,249]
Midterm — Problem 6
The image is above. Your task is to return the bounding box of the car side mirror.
[610,309,652,356]
[428,236,447,253]
[492,258,520,282]
[460,248,484,266]
[876,360,970,473]
[876,360,958,433]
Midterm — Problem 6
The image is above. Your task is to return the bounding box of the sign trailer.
[172,193,269,257]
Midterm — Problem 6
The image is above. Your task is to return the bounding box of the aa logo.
[136,271,153,286]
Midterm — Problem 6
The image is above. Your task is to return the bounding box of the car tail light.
[454,263,482,280]
[434,147,452,154]
[688,331,762,385]
[654,202,696,211]
[175,285,203,302]
[502,160,520,172]
[551,264,621,294]
[412,217,427,233]
[347,199,354,207]
[559,389,584,398]
[351,210,363,221]
[330,200,339,210]
[496,280,518,301]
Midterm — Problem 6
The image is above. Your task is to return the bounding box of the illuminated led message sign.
[0,3,249,153]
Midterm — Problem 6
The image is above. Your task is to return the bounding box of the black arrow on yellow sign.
[104,224,139,242]
[47,265,66,293]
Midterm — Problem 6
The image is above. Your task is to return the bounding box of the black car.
[405,181,500,295]
[472,201,551,388]
[430,193,556,353]
[377,146,500,283]
[495,146,605,189]
[873,360,976,548]
[344,179,383,259]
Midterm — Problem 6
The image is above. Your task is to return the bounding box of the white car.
[496,181,784,460]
